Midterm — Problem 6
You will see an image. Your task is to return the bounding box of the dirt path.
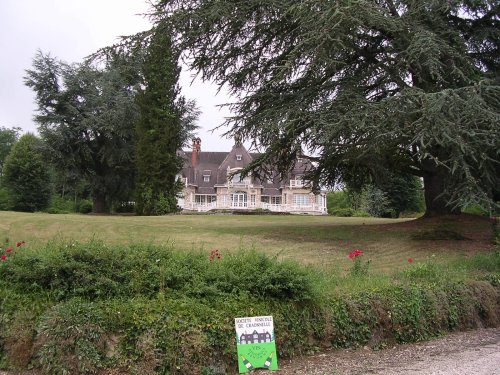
[274,327,500,375]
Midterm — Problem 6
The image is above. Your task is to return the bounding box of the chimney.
[192,138,201,167]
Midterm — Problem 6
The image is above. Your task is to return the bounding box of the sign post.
[235,316,278,373]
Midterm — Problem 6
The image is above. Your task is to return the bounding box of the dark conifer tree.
[3,133,51,212]
[154,0,499,216]
[25,52,139,214]
[135,22,194,215]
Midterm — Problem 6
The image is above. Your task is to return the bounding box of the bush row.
[1,240,315,301]
[1,242,499,374]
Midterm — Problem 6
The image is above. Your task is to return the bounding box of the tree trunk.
[92,190,107,214]
[422,165,460,217]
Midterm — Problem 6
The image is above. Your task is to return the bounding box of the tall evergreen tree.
[3,133,51,212]
[135,23,198,215]
[25,52,139,213]
[155,0,500,216]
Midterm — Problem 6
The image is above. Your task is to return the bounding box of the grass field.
[0,211,494,274]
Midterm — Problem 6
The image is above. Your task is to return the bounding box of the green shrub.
[78,200,93,214]
[329,208,353,217]
[34,300,109,374]
[114,201,135,213]
[46,196,76,214]
[327,191,350,214]
[0,241,316,302]
[2,241,134,300]
[203,251,317,300]
[362,185,392,218]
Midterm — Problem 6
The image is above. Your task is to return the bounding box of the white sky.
[0,0,234,151]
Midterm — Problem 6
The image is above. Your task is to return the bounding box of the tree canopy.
[154,0,500,216]
[3,133,51,212]
[25,51,140,213]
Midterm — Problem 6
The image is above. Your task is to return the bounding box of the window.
[293,194,309,206]
[271,196,281,205]
[203,170,211,183]
[195,195,216,205]
[231,192,247,207]
[236,155,242,161]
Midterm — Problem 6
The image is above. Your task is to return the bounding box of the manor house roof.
[180,139,312,194]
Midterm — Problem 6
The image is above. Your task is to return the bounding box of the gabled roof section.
[182,151,227,188]
[219,143,253,183]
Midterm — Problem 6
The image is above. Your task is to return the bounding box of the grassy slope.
[0,211,498,374]
[0,211,494,274]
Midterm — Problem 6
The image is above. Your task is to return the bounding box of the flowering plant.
[348,249,370,277]
[209,249,222,262]
[348,249,363,259]
[1,240,25,262]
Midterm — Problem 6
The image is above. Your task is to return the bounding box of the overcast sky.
[0,0,234,151]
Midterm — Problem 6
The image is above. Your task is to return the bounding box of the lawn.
[0,211,494,274]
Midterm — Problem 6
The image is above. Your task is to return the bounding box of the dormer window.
[203,170,211,182]
[236,155,242,161]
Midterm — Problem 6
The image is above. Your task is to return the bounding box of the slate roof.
[181,142,313,195]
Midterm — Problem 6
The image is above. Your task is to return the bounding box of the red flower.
[408,258,414,263]
[1,254,6,261]
[209,249,222,261]
[16,241,23,247]
[348,249,363,259]
[5,248,12,253]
